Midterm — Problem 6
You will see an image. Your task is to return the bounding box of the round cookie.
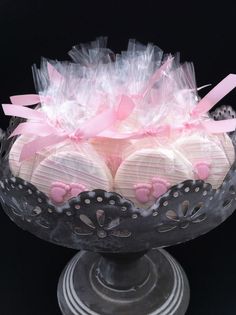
[114,147,192,208]
[174,133,233,189]
[91,138,131,176]
[216,133,235,165]
[8,134,67,182]
[30,144,113,203]
[9,135,43,182]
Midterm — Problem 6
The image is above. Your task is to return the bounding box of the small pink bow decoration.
[2,94,135,161]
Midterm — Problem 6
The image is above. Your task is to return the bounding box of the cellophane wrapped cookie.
[2,37,236,208]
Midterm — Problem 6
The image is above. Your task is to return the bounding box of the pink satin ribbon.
[10,94,41,106]
[99,73,236,138]
[3,70,236,161]
[191,74,236,117]
[3,94,135,161]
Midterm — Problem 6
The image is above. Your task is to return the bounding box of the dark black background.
[1,1,236,314]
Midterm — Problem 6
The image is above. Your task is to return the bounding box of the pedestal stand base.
[57,249,190,315]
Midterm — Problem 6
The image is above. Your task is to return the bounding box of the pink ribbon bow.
[3,94,135,161]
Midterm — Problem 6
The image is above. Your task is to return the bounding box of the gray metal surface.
[57,248,190,315]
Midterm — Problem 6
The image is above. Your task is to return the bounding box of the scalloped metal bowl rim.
[1,124,236,217]
[0,159,218,217]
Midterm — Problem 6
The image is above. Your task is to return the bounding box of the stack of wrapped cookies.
[3,38,236,208]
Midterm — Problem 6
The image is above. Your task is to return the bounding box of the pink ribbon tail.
[10,94,41,106]
[2,104,45,120]
[116,95,135,120]
[192,74,236,117]
[9,122,57,138]
[202,119,236,133]
[77,108,117,138]
[77,95,135,138]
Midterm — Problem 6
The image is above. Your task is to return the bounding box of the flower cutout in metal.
[157,200,207,233]
[74,209,132,238]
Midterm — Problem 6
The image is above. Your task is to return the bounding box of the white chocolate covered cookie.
[216,133,235,165]
[30,143,113,203]
[9,135,47,182]
[114,146,192,208]
[174,133,234,189]
[91,138,131,176]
